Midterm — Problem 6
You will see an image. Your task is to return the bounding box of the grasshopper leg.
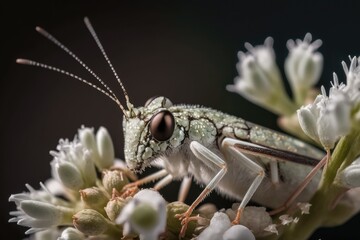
[175,141,228,238]
[221,138,265,224]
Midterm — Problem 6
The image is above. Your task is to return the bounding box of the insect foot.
[175,209,196,238]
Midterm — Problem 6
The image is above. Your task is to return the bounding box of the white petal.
[223,225,255,240]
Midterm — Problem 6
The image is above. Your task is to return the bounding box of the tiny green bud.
[96,127,115,169]
[73,209,109,236]
[102,170,129,194]
[80,187,109,209]
[105,197,126,221]
[59,227,85,240]
[56,162,84,191]
[130,203,158,230]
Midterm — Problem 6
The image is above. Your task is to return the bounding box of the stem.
[280,129,360,240]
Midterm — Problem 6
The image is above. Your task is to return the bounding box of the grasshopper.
[17,17,326,237]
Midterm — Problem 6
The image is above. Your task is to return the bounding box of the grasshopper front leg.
[176,141,228,237]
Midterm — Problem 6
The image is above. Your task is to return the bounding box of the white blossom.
[337,157,360,188]
[198,212,231,240]
[116,189,166,240]
[31,228,60,240]
[264,224,278,235]
[279,214,294,225]
[198,212,256,240]
[341,56,360,104]
[297,83,352,149]
[285,33,323,104]
[227,37,295,115]
[50,137,97,191]
[297,202,312,215]
[223,225,255,240]
[9,184,74,234]
[79,126,115,169]
[58,227,85,240]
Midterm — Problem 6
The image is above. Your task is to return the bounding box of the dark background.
[1,0,360,239]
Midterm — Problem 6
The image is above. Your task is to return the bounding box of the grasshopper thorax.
[123,96,181,172]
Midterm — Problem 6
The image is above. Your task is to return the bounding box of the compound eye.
[150,110,175,141]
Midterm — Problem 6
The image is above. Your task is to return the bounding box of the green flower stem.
[280,129,360,240]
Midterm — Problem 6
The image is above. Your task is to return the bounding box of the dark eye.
[150,110,175,141]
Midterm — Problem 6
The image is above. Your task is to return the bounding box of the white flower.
[9,184,74,234]
[58,227,85,240]
[264,224,278,235]
[227,37,295,115]
[78,126,115,169]
[50,137,97,191]
[297,83,352,149]
[285,33,323,104]
[337,157,360,188]
[223,225,255,240]
[116,189,166,240]
[225,205,272,237]
[198,212,255,240]
[198,212,231,240]
[31,228,60,240]
[279,214,294,225]
[297,202,312,215]
[341,56,360,104]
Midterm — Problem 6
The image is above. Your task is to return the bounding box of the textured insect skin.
[123,96,324,208]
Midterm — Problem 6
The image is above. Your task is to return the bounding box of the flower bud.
[102,170,129,194]
[337,158,360,188]
[73,209,109,236]
[20,200,61,222]
[56,161,85,191]
[226,205,272,237]
[80,187,109,209]
[79,127,101,168]
[223,225,255,240]
[59,227,85,240]
[105,197,127,221]
[166,202,197,237]
[285,33,323,104]
[198,212,231,240]
[33,228,60,240]
[96,127,115,169]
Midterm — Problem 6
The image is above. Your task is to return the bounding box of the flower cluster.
[228,33,360,239]
[9,127,171,240]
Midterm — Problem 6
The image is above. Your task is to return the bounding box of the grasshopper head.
[123,96,183,172]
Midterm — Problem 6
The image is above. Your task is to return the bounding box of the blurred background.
[1,0,360,239]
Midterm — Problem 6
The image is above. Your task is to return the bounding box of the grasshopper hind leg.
[176,139,267,236]
[221,138,266,224]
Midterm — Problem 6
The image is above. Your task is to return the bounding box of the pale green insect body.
[123,96,324,208]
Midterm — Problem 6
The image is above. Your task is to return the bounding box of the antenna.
[35,26,118,101]
[16,58,128,115]
[83,17,132,111]
[16,18,134,118]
